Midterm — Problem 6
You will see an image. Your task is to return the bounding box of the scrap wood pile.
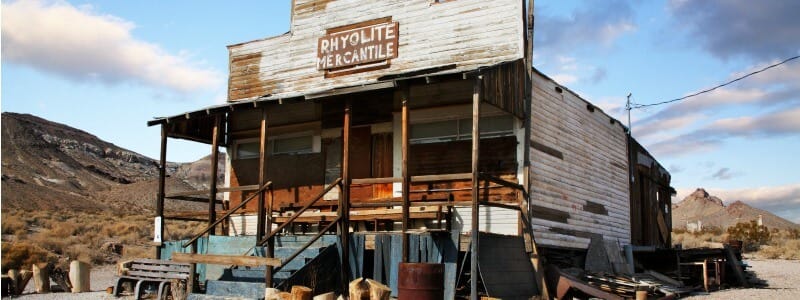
[551,267,694,299]
[584,271,694,298]
[264,278,390,300]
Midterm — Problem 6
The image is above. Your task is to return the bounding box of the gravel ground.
[10,258,800,299]
[684,258,800,299]
[14,265,131,300]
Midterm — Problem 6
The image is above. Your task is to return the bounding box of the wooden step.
[171,253,280,267]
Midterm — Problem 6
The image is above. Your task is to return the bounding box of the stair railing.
[182,181,273,249]
[256,177,342,247]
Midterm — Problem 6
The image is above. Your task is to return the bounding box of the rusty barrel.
[398,263,444,300]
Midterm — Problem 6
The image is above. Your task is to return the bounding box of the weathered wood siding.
[453,207,519,236]
[228,0,524,101]
[529,71,631,249]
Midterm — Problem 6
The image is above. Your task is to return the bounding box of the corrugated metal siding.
[453,206,519,235]
[228,0,524,101]
[529,71,631,249]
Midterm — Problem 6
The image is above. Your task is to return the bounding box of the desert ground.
[9,257,800,299]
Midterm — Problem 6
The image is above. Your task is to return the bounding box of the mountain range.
[672,188,800,231]
[1,112,222,213]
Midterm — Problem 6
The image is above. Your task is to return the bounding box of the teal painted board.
[374,234,385,282]
[206,236,257,281]
[409,234,420,263]
[389,234,402,297]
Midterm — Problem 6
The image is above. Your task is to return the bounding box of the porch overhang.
[146,59,526,144]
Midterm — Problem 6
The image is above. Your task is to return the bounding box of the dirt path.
[684,258,800,299]
[12,258,800,299]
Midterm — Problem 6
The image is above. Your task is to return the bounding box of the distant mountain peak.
[673,187,800,230]
[677,187,724,207]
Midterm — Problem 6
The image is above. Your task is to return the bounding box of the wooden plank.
[125,270,190,280]
[130,264,190,273]
[352,177,401,184]
[170,253,281,267]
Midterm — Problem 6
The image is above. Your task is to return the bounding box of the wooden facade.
[147,1,672,297]
[528,69,632,249]
[227,0,524,101]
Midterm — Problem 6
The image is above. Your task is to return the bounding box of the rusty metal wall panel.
[528,71,631,249]
[228,0,524,101]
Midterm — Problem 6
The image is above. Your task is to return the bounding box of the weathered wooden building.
[147,0,672,298]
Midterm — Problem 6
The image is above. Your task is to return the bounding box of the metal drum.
[398,263,444,300]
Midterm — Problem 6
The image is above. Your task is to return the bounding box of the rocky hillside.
[1,112,221,212]
[672,188,800,231]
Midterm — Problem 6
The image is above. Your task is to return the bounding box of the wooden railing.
[257,178,342,247]
[181,181,273,248]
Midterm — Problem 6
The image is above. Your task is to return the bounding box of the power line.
[630,55,800,109]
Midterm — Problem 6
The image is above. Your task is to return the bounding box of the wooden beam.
[165,196,224,205]
[351,177,401,185]
[208,115,221,235]
[171,252,281,267]
[155,124,167,259]
[470,75,482,300]
[411,173,472,182]
[164,185,259,198]
[340,99,352,293]
[256,107,274,287]
[401,85,410,263]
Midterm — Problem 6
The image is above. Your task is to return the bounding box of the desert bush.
[727,220,771,251]
[756,230,800,260]
[1,241,58,271]
[1,212,27,235]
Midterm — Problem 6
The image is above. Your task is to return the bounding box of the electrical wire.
[630,55,800,110]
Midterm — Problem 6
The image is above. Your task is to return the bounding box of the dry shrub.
[1,241,57,271]
[672,230,728,249]
[758,231,800,260]
[1,212,27,235]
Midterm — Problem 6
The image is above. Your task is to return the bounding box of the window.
[235,141,260,159]
[272,135,313,155]
[233,133,319,159]
[410,115,514,144]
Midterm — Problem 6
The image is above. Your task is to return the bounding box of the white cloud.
[1,0,221,93]
[647,106,800,157]
[550,74,578,85]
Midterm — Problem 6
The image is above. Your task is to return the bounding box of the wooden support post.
[187,243,197,294]
[256,107,274,287]
[208,115,221,235]
[401,86,410,263]
[156,124,167,259]
[470,75,482,300]
[340,99,352,293]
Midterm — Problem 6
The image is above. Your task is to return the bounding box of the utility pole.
[626,93,632,135]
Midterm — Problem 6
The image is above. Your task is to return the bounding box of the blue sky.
[2,1,799,223]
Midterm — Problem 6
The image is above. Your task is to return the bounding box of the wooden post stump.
[170,278,187,300]
[348,278,369,300]
[291,285,312,300]
[366,279,390,300]
[32,264,50,294]
[69,261,90,293]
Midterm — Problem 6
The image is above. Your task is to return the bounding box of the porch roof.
[146,63,492,144]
